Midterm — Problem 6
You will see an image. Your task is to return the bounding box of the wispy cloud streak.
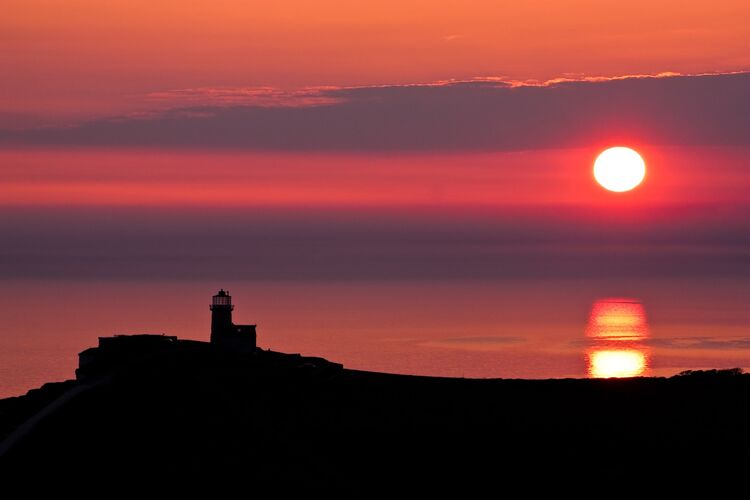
[2,72,748,151]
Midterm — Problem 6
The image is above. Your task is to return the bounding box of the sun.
[589,349,646,378]
[593,146,646,192]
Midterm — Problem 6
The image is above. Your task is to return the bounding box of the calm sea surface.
[1,277,748,397]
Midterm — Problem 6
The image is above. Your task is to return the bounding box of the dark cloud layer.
[1,206,747,281]
[2,73,748,151]
[426,336,525,345]
[649,338,750,350]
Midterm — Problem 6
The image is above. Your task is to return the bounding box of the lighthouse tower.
[210,289,256,351]
[210,289,234,343]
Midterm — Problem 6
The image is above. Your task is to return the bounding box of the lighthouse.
[210,289,256,351]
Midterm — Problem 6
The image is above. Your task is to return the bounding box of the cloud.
[426,336,524,344]
[648,337,750,350]
[420,336,525,351]
[1,72,748,151]
[0,206,747,281]
[145,87,342,108]
[574,337,750,351]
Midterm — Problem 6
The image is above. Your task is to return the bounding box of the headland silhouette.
[0,290,747,491]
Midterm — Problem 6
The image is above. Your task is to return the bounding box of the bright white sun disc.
[594,147,646,192]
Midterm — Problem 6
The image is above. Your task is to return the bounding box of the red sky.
[1,1,748,282]
[0,147,748,207]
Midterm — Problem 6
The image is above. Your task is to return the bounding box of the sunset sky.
[1,1,748,390]
[2,0,748,280]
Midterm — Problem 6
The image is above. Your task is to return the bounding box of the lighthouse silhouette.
[210,289,256,351]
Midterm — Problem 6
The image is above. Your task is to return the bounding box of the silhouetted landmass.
[1,340,748,492]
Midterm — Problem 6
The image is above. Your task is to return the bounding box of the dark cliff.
[0,342,748,492]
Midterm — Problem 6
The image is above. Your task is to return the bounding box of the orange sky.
[3,0,749,121]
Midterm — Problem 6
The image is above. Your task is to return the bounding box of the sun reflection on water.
[586,298,649,378]
[589,350,646,378]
